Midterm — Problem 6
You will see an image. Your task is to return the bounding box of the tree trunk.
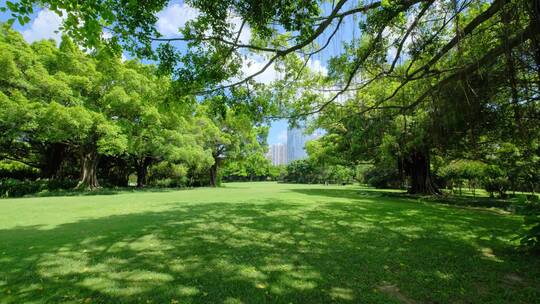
[404,149,441,195]
[136,157,152,188]
[76,147,99,190]
[528,0,540,88]
[41,143,66,179]
[108,157,130,187]
[209,162,219,187]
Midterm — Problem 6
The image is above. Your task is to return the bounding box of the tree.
[3,1,539,196]
[197,91,269,187]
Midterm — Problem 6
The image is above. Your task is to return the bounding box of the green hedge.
[0,179,78,198]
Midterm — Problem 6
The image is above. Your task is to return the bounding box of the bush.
[325,165,354,185]
[148,162,188,187]
[363,165,401,189]
[483,165,509,198]
[354,164,373,184]
[0,179,43,197]
[282,160,315,183]
[281,160,355,185]
[519,198,540,253]
[268,165,286,181]
[46,179,79,190]
[0,160,40,180]
[0,178,79,198]
[438,160,487,195]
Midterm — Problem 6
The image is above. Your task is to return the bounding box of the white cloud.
[228,15,251,45]
[236,56,327,86]
[307,59,328,75]
[156,3,200,36]
[156,3,253,46]
[240,56,282,84]
[22,9,63,44]
[101,30,113,40]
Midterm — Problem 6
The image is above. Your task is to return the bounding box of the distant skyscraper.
[267,143,287,166]
[286,127,323,164]
[287,127,309,163]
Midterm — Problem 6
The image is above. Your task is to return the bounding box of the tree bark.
[76,147,99,190]
[136,157,152,188]
[404,149,441,195]
[209,162,219,187]
[41,143,66,179]
[530,1,540,91]
[107,157,130,187]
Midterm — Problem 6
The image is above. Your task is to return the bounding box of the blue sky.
[0,0,367,144]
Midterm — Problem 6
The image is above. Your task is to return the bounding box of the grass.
[1,182,539,303]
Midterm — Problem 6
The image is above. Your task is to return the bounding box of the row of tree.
[0,26,270,190]
[276,0,540,196]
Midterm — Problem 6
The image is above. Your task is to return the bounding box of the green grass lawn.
[1,182,539,303]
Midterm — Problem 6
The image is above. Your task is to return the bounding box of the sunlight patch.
[128,234,174,253]
[434,270,454,281]
[79,277,148,296]
[480,247,504,262]
[376,282,417,304]
[223,297,244,304]
[38,252,89,277]
[330,287,355,300]
[177,285,200,296]
[108,270,173,282]
[282,278,317,290]
[238,266,267,281]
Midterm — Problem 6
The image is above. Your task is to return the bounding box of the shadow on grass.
[290,187,516,211]
[1,195,539,303]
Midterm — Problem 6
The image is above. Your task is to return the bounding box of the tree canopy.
[0,25,270,189]
[1,0,539,189]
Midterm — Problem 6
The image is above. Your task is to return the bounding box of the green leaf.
[5,1,16,11]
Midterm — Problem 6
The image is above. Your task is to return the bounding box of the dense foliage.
[2,0,540,252]
[281,159,354,185]
[0,26,270,195]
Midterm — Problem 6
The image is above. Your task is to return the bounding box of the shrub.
[281,160,355,185]
[46,179,79,190]
[326,165,354,185]
[354,164,373,184]
[483,165,509,198]
[0,178,79,198]
[519,198,540,253]
[438,160,487,195]
[0,160,40,180]
[363,165,401,189]
[268,165,286,181]
[148,162,188,187]
[0,179,43,197]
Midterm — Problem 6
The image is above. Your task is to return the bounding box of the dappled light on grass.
[1,183,539,303]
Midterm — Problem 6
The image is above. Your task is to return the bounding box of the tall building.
[286,127,323,164]
[287,127,309,163]
[267,143,287,166]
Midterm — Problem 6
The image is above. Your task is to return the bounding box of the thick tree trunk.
[41,143,66,179]
[136,157,152,188]
[405,149,441,195]
[76,148,99,190]
[209,154,222,187]
[209,162,219,187]
[116,166,130,187]
[107,157,130,187]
